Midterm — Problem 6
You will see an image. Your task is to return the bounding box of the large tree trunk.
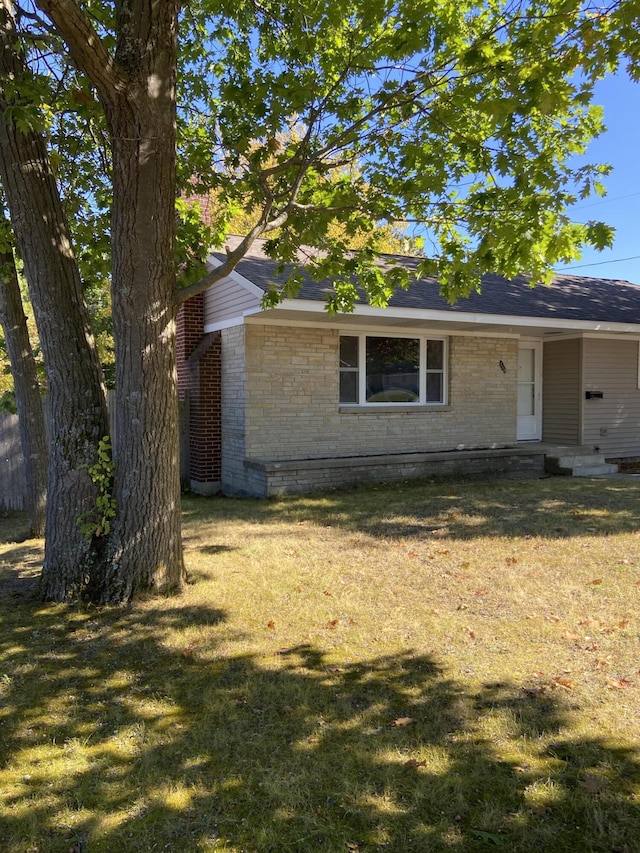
[0,244,48,536]
[95,0,185,602]
[31,0,185,604]
[0,1,109,599]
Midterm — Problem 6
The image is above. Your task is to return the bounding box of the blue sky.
[554,71,640,284]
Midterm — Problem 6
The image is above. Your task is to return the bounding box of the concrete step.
[544,452,619,477]
[571,464,619,477]
[553,454,607,468]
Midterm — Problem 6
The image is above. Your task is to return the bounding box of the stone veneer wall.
[248,447,544,496]
[221,323,518,495]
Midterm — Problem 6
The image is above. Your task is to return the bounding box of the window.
[339,334,447,405]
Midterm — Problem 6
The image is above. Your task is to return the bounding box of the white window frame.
[339,332,448,406]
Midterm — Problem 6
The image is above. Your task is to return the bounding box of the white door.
[517,342,542,440]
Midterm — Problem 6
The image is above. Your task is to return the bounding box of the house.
[177,237,640,497]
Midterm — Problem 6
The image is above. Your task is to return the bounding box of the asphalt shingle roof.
[213,245,640,325]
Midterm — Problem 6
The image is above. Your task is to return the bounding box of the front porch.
[238,442,623,498]
[242,445,546,498]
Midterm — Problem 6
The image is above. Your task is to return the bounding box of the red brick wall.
[176,295,222,491]
[177,293,204,399]
[182,192,214,226]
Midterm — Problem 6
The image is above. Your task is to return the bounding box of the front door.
[517,342,542,441]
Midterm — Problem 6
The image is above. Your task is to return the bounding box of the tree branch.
[34,0,128,105]
[174,210,291,307]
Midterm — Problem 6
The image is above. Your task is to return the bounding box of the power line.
[571,190,640,211]
[561,254,640,271]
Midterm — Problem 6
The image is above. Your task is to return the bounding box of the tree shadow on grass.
[256,477,640,542]
[0,542,43,599]
[0,597,638,852]
[0,510,31,545]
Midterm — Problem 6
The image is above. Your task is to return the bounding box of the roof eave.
[257,298,640,335]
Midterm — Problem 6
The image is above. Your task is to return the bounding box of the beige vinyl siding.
[582,338,640,456]
[204,277,261,328]
[542,338,582,444]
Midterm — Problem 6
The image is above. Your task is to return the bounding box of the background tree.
[0,0,110,597]
[0,220,47,536]
[3,0,635,603]
[175,0,628,309]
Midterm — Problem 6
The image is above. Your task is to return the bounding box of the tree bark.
[0,1,110,599]
[99,0,184,601]
[0,244,48,536]
[35,0,186,601]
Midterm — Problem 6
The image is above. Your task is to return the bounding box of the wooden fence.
[0,411,27,511]
[0,395,190,513]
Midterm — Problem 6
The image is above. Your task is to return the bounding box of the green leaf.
[586,221,615,251]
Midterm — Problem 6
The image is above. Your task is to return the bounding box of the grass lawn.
[0,476,639,852]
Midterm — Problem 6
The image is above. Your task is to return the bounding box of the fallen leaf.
[618,619,629,629]
[463,626,476,639]
[565,630,581,641]
[404,758,427,769]
[590,578,603,586]
[181,642,200,659]
[522,686,547,696]
[267,620,276,630]
[391,716,415,727]
[346,843,360,851]
[606,678,631,690]
[323,590,333,596]
[551,676,576,691]
[326,619,339,629]
[475,589,488,597]
[548,614,561,623]
[505,557,518,565]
